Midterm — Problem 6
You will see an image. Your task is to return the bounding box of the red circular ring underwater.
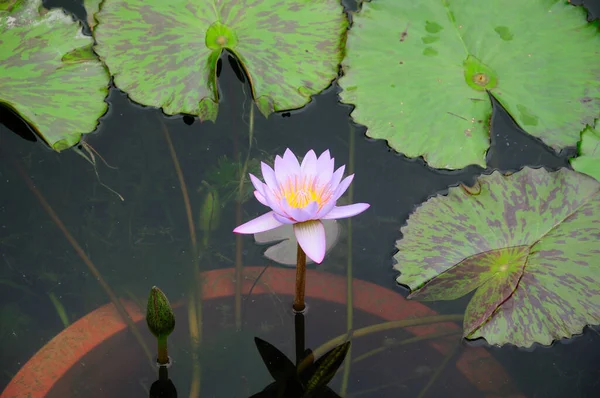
[1,267,524,398]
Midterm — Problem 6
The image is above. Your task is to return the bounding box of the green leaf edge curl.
[394,167,600,347]
[570,120,600,183]
[87,0,348,122]
[339,0,600,170]
[1,0,110,152]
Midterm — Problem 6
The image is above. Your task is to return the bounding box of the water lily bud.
[146,286,175,338]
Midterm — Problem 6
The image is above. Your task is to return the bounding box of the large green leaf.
[0,0,109,151]
[393,167,600,347]
[339,0,600,169]
[571,122,600,182]
[88,0,347,121]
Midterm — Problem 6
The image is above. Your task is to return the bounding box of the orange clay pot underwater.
[1,267,526,398]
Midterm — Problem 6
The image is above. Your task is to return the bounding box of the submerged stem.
[341,120,356,397]
[160,119,203,397]
[417,339,460,398]
[234,104,254,329]
[297,314,463,375]
[293,243,307,312]
[352,329,461,364]
[12,157,154,367]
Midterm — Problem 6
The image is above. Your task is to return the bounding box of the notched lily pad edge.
[1,3,111,152]
[393,166,600,347]
[86,1,349,123]
[461,324,600,350]
[338,83,495,170]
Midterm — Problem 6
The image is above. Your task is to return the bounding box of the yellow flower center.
[279,175,329,209]
[285,188,317,208]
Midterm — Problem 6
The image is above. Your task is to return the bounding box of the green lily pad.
[0,0,109,151]
[571,122,600,182]
[393,167,600,347]
[88,0,347,121]
[339,0,600,169]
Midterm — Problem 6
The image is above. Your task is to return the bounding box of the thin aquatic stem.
[352,330,461,364]
[13,157,154,367]
[293,243,307,312]
[188,298,202,398]
[297,314,463,375]
[160,119,203,397]
[340,121,356,397]
[416,339,460,398]
[234,103,255,329]
[160,120,198,258]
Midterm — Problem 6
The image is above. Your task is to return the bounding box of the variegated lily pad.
[394,167,600,347]
[571,122,600,182]
[87,0,347,121]
[254,219,340,266]
[0,0,109,151]
[340,0,600,169]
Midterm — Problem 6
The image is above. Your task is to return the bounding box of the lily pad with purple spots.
[87,0,347,121]
[394,167,600,347]
[0,0,109,151]
[571,122,600,183]
[340,0,600,169]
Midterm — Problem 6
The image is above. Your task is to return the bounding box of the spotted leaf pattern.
[89,0,347,121]
[394,167,600,347]
[0,0,109,151]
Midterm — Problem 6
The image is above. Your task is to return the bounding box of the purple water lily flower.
[233,149,370,263]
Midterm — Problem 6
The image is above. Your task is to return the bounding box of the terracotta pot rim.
[1,267,523,398]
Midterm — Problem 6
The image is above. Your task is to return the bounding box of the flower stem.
[294,311,306,366]
[157,335,169,365]
[293,243,307,312]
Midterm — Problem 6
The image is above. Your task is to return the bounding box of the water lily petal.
[329,165,345,190]
[273,212,296,224]
[316,152,334,186]
[275,149,300,184]
[254,190,268,206]
[317,150,331,166]
[286,201,319,222]
[264,188,284,214]
[260,162,278,192]
[322,203,370,220]
[279,199,295,219]
[249,173,265,195]
[315,197,337,218]
[301,149,318,175]
[294,220,327,264]
[333,174,354,200]
[233,211,284,234]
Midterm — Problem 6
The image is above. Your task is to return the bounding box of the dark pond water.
[1,0,599,397]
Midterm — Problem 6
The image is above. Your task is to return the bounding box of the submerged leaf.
[340,0,600,169]
[302,341,350,398]
[394,167,600,347]
[254,337,297,384]
[252,337,344,398]
[571,122,600,182]
[89,0,347,120]
[0,0,109,151]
